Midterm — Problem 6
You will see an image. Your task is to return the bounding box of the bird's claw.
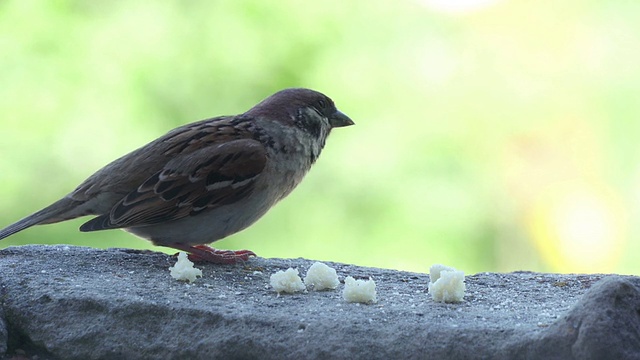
[170,243,256,264]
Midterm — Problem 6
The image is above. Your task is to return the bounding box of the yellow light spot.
[528,180,627,273]
[419,0,503,14]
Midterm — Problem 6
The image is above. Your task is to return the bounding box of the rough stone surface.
[0,245,638,360]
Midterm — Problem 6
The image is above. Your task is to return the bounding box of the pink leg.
[167,243,256,264]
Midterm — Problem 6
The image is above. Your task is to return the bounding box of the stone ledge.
[0,245,638,360]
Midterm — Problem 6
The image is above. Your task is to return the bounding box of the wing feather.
[79,139,267,231]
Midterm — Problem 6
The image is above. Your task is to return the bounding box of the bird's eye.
[318,99,326,108]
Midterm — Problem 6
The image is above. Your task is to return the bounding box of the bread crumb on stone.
[428,264,465,303]
[169,252,203,283]
[342,276,377,304]
[270,268,306,294]
[303,262,340,291]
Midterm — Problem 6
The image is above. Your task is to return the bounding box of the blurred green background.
[1,0,639,275]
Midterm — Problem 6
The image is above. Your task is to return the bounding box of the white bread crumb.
[428,264,465,303]
[270,268,306,294]
[169,252,203,283]
[303,262,340,290]
[342,276,377,304]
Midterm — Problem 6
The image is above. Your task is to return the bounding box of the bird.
[0,88,354,263]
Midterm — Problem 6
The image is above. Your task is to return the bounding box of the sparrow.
[0,88,354,263]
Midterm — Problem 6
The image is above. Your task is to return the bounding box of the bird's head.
[245,88,354,141]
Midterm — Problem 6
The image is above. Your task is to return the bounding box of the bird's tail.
[0,197,84,241]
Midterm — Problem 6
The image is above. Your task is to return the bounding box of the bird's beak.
[329,110,354,128]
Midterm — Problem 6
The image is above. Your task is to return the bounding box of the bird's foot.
[169,243,256,264]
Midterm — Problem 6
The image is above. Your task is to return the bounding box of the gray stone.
[0,245,638,360]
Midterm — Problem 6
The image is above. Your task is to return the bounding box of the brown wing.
[79,139,267,231]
